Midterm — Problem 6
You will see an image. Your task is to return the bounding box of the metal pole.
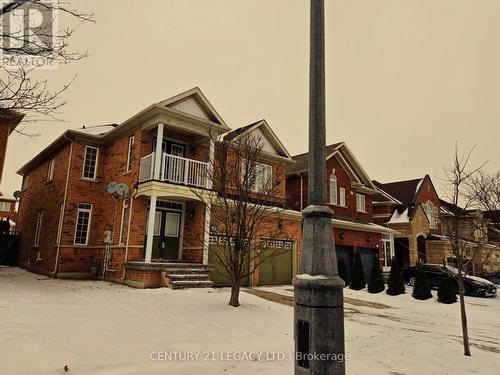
[293,0,346,374]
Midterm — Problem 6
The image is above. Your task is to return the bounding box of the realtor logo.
[1,0,57,68]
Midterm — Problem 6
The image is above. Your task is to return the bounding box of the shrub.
[438,277,457,304]
[386,257,405,296]
[350,251,365,290]
[337,257,349,287]
[368,257,385,293]
[412,267,433,300]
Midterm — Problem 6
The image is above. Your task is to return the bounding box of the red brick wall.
[414,176,441,233]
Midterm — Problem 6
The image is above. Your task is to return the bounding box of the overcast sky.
[3,0,500,198]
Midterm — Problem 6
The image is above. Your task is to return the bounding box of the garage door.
[208,243,249,287]
[358,247,376,282]
[258,239,294,285]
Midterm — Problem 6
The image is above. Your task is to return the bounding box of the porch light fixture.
[340,233,345,240]
[367,235,372,242]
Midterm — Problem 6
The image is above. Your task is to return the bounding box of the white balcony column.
[202,203,212,265]
[208,139,215,189]
[144,196,157,263]
[153,123,164,180]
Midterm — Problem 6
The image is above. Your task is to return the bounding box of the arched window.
[329,173,337,205]
[424,200,438,229]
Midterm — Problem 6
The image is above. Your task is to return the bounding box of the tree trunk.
[458,275,471,356]
[229,282,241,307]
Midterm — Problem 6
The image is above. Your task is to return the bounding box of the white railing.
[139,152,210,189]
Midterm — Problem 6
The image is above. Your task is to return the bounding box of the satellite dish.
[13,191,21,200]
[106,181,118,194]
[115,183,129,197]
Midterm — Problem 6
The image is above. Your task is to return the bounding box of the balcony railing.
[139,152,211,189]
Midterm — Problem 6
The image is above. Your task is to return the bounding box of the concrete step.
[170,280,214,289]
[163,268,212,275]
[168,273,210,280]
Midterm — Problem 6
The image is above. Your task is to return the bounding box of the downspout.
[53,136,74,277]
[299,172,304,211]
[121,188,136,280]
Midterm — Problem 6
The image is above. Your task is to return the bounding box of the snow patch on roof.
[415,178,424,194]
[388,208,410,224]
[73,124,117,136]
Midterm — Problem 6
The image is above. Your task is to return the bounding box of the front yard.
[1,267,499,375]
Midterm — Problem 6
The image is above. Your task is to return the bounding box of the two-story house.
[286,142,398,279]
[373,175,442,269]
[16,88,302,288]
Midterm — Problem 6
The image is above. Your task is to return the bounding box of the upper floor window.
[126,135,135,172]
[424,200,438,229]
[339,187,346,207]
[22,176,29,191]
[356,194,366,213]
[329,173,338,205]
[74,203,92,245]
[0,202,11,212]
[82,146,99,180]
[47,158,55,182]
[243,160,272,193]
[34,210,43,247]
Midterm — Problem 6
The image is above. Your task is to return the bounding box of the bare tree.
[0,1,94,134]
[468,170,500,225]
[194,130,289,307]
[442,145,488,356]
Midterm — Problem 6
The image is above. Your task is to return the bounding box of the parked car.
[479,271,500,286]
[402,264,497,297]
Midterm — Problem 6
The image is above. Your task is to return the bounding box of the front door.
[147,208,182,260]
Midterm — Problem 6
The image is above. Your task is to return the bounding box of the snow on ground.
[1,267,499,375]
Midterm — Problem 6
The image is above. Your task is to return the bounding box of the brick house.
[16,88,302,288]
[373,175,442,268]
[286,142,398,279]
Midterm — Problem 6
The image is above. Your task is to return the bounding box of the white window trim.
[126,135,135,173]
[34,211,43,247]
[339,187,346,207]
[329,173,338,205]
[74,204,92,246]
[356,193,366,213]
[47,158,55,182]
[82,146,99,180]
[0,202,11,212]
[119,199,130,244]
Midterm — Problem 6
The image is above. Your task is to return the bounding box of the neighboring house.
[0,110,24,231]
[286,142,398,279]
[373,175,442,269]
[16,88,302,288]
[435,200,500,273]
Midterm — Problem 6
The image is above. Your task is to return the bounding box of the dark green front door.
[148,209,182,260]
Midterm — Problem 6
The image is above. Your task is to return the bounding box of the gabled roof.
[222,119,294,162]
[158,87,228,128]
[287,142,377,191]
[372,186,402,205]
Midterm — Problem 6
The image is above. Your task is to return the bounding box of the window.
[0,202,11,211]
[126,136,135,172]
[119,199,130,244]
[34,210,43,246]
[145,210,162,236]
[47,158,55,181]
[243,160,272,192]
[339,187,346,207]
[356,194,366,212]
[74,203,92,245]
[82,146,98,180]
[22,176,29,190]
[424,201,438,229]
[329,173,337,205]
[164,212,180,237]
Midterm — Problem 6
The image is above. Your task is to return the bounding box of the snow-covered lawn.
[1,267,499,375]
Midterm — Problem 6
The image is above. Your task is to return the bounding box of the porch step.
[161,263,214,289]
[170,280,214,289]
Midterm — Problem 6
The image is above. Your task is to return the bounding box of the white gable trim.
[327,143,376,189]
[158,87,228,128]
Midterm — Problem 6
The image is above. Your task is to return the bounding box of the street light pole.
[293,0,346,374]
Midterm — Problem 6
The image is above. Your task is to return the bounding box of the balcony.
[139,152,211,189]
